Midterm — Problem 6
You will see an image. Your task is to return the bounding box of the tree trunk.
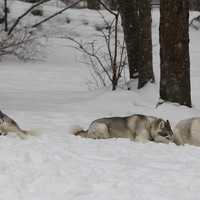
[160,0,191,107]
[118,0,139,79]
[137,0,154,89]
[4,0,8,32]
[190,0,200,11]
[87,0,100,9]
[118,0,154,88]
[108,0,118,10]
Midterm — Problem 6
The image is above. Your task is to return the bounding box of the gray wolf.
[72,114,174,144]
[0,110,28,139]
[174,117,200,146]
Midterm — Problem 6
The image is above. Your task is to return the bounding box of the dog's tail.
[70,126,88,138]
[17,128,42,139]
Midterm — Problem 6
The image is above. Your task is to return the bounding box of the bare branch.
[8,0,50,35]
[118,39,126,78]
[32,0,82,28]
[88,56,106,86]
[97,11,115,67]
[65,8,123,90]
[189,15,200,30]
[67,36,113,82]
[98,0,118,16]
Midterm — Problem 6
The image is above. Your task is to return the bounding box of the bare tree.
[118,0,139,80]
[8,0,51,35]
[32,0,82,28]
[118,0,154,89]
[4,0,8,32]
[67,2,127,90]
[8,0,82,34]
[0,27,42,61]
[137,0,154,88]
[106,0,118,10]
[160,0,191,107]
[190,0,200,11]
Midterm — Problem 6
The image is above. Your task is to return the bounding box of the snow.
[0,2,200,200]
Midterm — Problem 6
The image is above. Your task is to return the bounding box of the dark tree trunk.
[190,0,200,11]
[137,0,154,89]
[87,0,100,9]
[108,0,118,10]
[118,0,154,88]
[160,0,191,107]
[118,0,139,79]
[4,0,8,32]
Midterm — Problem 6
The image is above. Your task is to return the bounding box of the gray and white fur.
[174,117,200,146]
[72,114,174,144]
[0,110,28,138]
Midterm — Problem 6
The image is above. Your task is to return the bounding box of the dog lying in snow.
[0,110,28,139]
[173,117,200,146]
[72,114,174,144]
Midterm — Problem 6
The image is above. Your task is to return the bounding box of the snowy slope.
[0,2,200,200]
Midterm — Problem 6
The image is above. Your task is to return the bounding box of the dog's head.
[151,119,174,143]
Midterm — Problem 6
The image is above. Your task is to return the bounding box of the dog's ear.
[159,120,165,129]
[166,120,170,126]
[0,110,4,118]
[166,120,172,128]
[166,120,174,135]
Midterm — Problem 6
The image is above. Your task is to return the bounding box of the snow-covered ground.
[0,1,200,199]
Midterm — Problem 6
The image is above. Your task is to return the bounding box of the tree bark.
[118,0,154,88]
[190,0,200,11]
[87,0,100,9]
[108,0,118,10]
[160,0,191,107]
[118,0,139,79]
[137,0,154,88]
[4,0,8,32]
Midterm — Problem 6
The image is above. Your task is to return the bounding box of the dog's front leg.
[0,132,7,136]
[135,130,151,143]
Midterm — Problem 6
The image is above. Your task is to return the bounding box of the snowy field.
[1,1,200,200]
